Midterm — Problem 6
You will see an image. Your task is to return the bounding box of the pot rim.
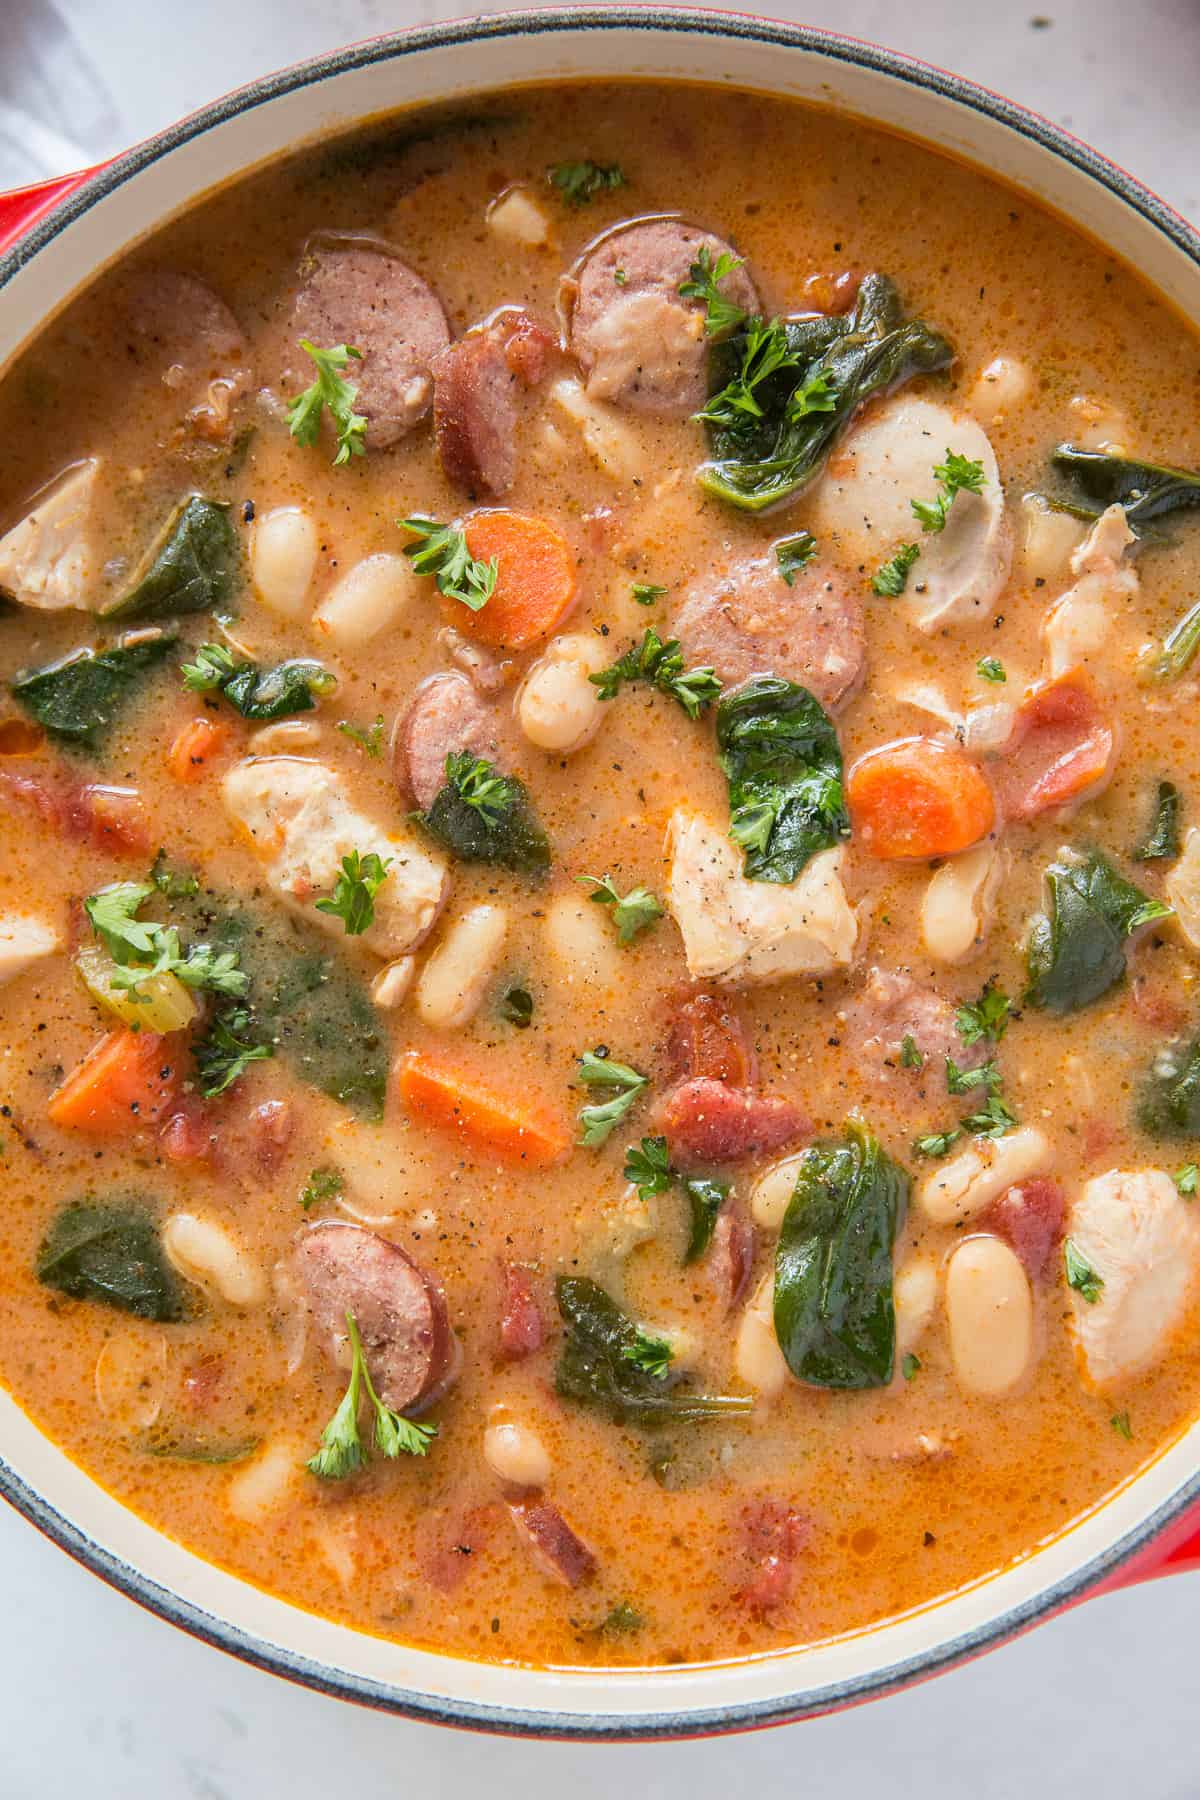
[2,3,1199,1740]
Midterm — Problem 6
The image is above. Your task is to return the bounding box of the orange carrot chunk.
[397,1050,570,1167]
[47,1029,181,1135]
[455,509,577,649]
[166,715,233,782]
[847,737,996,860]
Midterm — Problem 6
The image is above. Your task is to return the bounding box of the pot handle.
[1096,1496,1200,1596]
[0,165,107,255]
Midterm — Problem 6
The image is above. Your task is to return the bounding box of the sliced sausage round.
[293,1220,455,1414]
[658,1077,808,1168]
[672,555,866,712]
[433,309,555,498]
[563,218,759,417]
[288,238,450,450]
[508,1498,596,1587]
[393,671,500,811]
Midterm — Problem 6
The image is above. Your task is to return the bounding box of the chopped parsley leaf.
[306,1310,436,1479]
[1064,1238,1104,1304]
[871,542,921,597]
[775,531,818,585]
[301,1168,343,1211]
[956,982,1011,1045]
[580,873,664,944]
[899,1034,924,1070]
[1176,1163,1198,1197]
[977,656,1007,683]
[911,449,986,534]
[677,246,748,336]
[547,160,626,206]
[1110,1411,1133,1440]
[313,850,391,936]
[902,1352,921,1381]
[620,1331,673,1381]
[632,581,668,605]
[287,341,367,466]
[576,1051,648,1148]
[400,516,498,612]
[591,627,721,719]
[337,715,385,757]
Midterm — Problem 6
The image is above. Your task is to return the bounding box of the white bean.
[921,841,1002,963]
[370,955,416,1008]
[945,1235,1033,1395]
[486,185,551,247]
[917,1125,1053,1227]
[94,1331,167,1434]
[750,1153,806,1232]
[734,1274,788,1399]
[967,356,1031,424]
[517,635,605,754]
[415,904,508,1029]
[312,552,415,648]
[251,506,318,620]
[226,1437,301,1523]
[249,719,322,755]
[894,1256,938,1356]
[162,1213,267,1309]
[483,1413,551,1487]
[1018,494,1085,585]
[543,893,621,989]
[551,377,647,482]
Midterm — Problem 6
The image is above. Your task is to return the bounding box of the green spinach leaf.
[101,496,237,620]
[182,643,336,720]
[682,1176,728,1263]
[420,753,551,876]
[716,676,849,883]
[1025,848,1171,1014]
[11,634,175,751]
[774,1122,909,1390]
[555,1276,752,1426]
[697,274,953,513]
[1133,781,1181,861]
[1136,1032,1200,1139]
[1050,445,1200,531]
[36,1202,186,1321]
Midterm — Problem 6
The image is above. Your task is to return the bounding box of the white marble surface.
[3,2,1200,1793]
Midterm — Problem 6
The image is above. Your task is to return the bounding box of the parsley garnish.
[775,531,817,585]
[956,982,1011,1045]
[576,1051,648,1148]
[899,1034,924,1071]
[1065,1238,1104,1304]
[1176,1163,1198,1198]
[960,1092,1017,1139]
[902,1352,921,1381]
[181,644,336,718]
[547,160,626,206]
[306,1310,436,1479]
[400,516,498,612]
[677,246,748,336]
[84,882,246,1002]
[300,1168,343,1211]
[337,715,385,757]
[977,656,1007,684]
[632,581,667,605]
[1111,1411,1133,1441]
[148,850,199,898]
[871,542,921,597]
[194,1008,272,1098]
[914,1086,1017,1158]
[787,369,839,421]
[623,1135,675,1200]
[913,1128,961,1159]
[444,752,519,827]
[591,627,721,719]
[911,449,986,534]
[580,873,664,944]
[314,850,391,936]
[621,1331,673,1382]
[695,317,799,435]
[945,1056,1000,1096]
[287,341,367,466]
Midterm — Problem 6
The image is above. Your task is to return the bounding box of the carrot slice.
[455,509,577,649]
[47,1029,181,1135]
[166,715,232,782]
[848,737,996,860]
[397,1050,570,1167]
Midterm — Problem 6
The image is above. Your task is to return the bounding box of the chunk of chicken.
[1165,826,1200,951]
[0,461,101,611]
[1041,504,1137,679]
[666,810,857,985]
[222,757,447,959]
[1067,1168,1200,1390]
[808,397,1010,632]
[0,915,60,986]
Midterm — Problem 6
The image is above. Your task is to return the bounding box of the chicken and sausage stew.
[2,82,1200,1669]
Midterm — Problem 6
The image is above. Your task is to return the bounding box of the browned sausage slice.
[288,238,450,450]
[508,1499,597,1587]
[564,218,759,417]
[433,309,556,497]
[293,1221,456,1414]
[392,671,500,811]
[658,1077,808,1168]
[672,555,866,712]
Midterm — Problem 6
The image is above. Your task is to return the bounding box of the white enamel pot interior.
[1,6,1199,1740]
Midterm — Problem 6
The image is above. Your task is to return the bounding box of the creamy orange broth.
[0,81,1198,1670]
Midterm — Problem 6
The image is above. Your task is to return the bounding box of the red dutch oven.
[0,6,1198,1740]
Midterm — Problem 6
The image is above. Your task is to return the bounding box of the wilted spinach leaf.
[716,676,849,882]
[1049,445,1200,531]
[697,274,953,513]
[36,1202,186,1321]
[184,644,336,720]
[1137,1033,1200,1139]
[682,1176,728,1264]
[1132,781,1181,862]
[420,753,550,876]
[774,1122,909,1389]
[555,1276,752,1426]
[101,496,237,620]
[1025,848,1171,1014]
[11,634,175,751]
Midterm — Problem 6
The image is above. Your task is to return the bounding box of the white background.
[2,2,1200,1794]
